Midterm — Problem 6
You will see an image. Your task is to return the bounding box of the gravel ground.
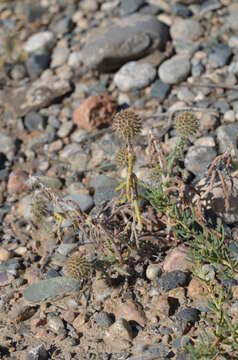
[0,0,238,359]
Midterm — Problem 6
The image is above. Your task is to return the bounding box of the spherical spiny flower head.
[112,109,142,143]
[175,111,200,139]
[66,255,91,280]
[115,147,136,168]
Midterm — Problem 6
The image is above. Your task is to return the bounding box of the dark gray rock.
[177,307,200,323]
[45,269,60,279]
[120,0,145,16]
[24,112,45,132]
[79,14,169,71]
[172,4,193,18]
[208,44,233,68]
[229,242,238,261]
[191,63,205,77]
[184,146,217,176]
[26,53,51,78]
[26,344,48,360]
[95,311,114,328]
[150,80,171,101]
[157,271,189,292]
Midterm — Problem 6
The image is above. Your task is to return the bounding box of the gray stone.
[26,344,48,360]
[24,277,81,303]
[67,151,89,173]
[120,0,145,16]
[114,61,156,91]
[57,244,77,256]
[177,307,200,323]
[0,132,14,157]
[51,46,69,68]
[57,121,74,138]
[192,63,204,77]
[24,31,55,54]
[185,146,217,175]
[79,14,169,71]
[157,271,189,292]
[170,18,203,41]
[216,123,238,156]
[63,194,94,213]
[47,315,65,333]
[53,16,74,35]
[24,112,45,132]
[95,311,114,328]
[90,175,119,206]
[0,77,71,118]
[150,80,171,101]
[26,53,51,78]
[159,55,191,84]
[10,63,26,80]
[208,44,233,68]
[172,4,193,17]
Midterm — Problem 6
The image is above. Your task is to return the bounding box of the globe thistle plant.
[175,111,200,139]
[113,109,142,234]
[66,255,91,281]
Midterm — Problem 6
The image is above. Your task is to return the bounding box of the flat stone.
[184,145,217,176]
[51,46,70,68]
[79,14,169,71]
[24,31,55,54]
[0,77,71,118]
[24,277,81,304]
[114,61,156,91]
[159,55,191,84]
[24,112,45,132]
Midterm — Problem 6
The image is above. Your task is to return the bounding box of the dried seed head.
[66,255,91,280]
[115,147,136,168]
[31,194,49,222]
[112,109,142,143]
[175,111,200,138]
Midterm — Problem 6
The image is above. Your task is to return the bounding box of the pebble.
[92,278,112,303]
[157,271,190,292]
[171,4,193,17]
[170,18,203,42]
[26,53,51,78]
[187,278,206,301]
[150,80,171,101]
[163,246,192,272]
[57,121,74,138]
[57,244,77,257]
[120,0,145,16]
[47,314,65,333]
[208,44,233,68]
[26,344,48,360]
[158,55,191,84]
[114,61,156,92]
[104,318,133,352]
[80,0,98,12]
[195,136,215,147]
[0,248,10,262]
[24,31,55,54]
[0,132,15,159]
[53,16,73,36]
[51,46,70,68]
[177,307,200,323]
[24,112,45,132]
[73,94,116,131]
[216,123,238,156]
[146,264,162,280]
[92,176,119,206]
[113,300,147,326]
[196,264,215,282]
[184,145,217,176]
[10,63,27,80]
[95,311,114,328]
[223,110,236,123]
[63,194,94,213]
[7,170,28,194]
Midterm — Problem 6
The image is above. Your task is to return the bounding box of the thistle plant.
[66,254,92,281]
[113,109,142,233]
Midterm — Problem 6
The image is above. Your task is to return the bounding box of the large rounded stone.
[159,55,191,84]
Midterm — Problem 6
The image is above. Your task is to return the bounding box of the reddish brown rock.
[163,245,192,272]
[105,299,146,327]
[8,170,28,194]
[187,278,207,301]
[73,93,116,131]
